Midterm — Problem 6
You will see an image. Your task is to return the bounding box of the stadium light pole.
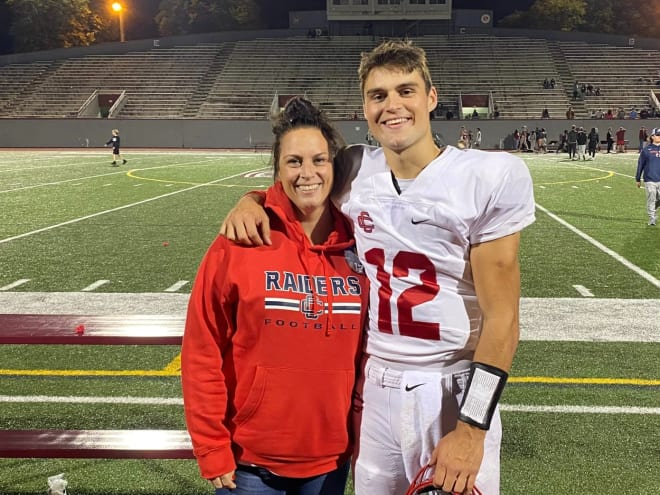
[111,2,125,42]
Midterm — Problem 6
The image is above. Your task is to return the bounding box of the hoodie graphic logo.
[301,295,325,320]
[357,211,375,233]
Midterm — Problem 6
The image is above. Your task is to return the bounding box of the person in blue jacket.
[635,127,660,226]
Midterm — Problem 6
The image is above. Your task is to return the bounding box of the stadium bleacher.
[0,34,658,120]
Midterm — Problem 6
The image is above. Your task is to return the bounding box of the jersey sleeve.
[332,144,368,208]
[470,155,536,244]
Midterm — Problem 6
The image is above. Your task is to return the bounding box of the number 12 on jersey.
[364,248,441,340]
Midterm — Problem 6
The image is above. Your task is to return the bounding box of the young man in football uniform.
[221,40,536,495]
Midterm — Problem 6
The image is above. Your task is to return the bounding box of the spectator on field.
[105,129,126,166]
[606,127,614,153]
[458,126,470,149]
[616,127,627,153]
[567,125,578,160]
[587,127,599,159]
[536,127,547,153]
[519,126,530,152]
[474,127,482,148]
[576,127,588,161]
[182,96,367,495]
[639,127,649,152]
[635,127,660,226]
[529,128,537,152]
[513,129,520,151]
[556,130,568,154]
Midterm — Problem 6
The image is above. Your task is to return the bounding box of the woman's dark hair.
[271,96,346,194]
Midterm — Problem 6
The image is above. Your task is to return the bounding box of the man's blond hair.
[358,39,434,97]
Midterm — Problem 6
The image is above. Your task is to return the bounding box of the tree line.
[1,0,658,54]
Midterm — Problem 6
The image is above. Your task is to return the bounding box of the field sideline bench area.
[0,314,184,345]
[0,313,192,459]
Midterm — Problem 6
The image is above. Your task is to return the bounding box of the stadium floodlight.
[111,2,125,42]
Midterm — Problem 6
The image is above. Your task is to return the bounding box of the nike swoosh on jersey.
[404,383,426,391]
[411,218,431,225]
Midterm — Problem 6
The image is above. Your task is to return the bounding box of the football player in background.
[220,40,536,495]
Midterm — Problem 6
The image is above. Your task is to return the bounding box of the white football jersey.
[341,145,535,368]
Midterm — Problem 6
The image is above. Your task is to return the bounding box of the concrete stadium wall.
[0,118,655,150]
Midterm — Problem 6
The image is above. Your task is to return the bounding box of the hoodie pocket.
[233,366,353,460]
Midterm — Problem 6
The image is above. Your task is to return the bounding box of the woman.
[182,97,368,495]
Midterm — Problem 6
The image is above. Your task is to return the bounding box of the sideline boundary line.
[0,395,657,415]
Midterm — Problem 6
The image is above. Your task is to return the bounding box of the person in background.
[635,127,660,226]
[474,127,482,148]
[587,127,599,160]
[556,129,568,154]
[220,40,535,495]
[638,126,649,152]
[606,127,614,153]
[576,126,588,160]
[616,126,626,153]
[567,125,578,160]
[182,96,368,495]
[104,129,126,166]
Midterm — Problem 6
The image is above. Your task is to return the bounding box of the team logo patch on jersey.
[357,211,375,233]
[344,247,364,274]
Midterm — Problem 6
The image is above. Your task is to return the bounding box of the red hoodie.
[182,182,367,480]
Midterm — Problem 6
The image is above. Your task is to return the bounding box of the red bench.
[1,314,192,460]
[0,429,193,459]
[0,314,184,345]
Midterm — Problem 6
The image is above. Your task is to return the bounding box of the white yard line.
[0,167,264,245]
[535,203,660,289]
[0,279,30,291]
[0,395,657,415]
[572,284,594,297]
[165,281,189,292]
[0,157,215,193]
[81,280,110,292]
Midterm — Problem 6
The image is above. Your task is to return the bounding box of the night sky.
[0,1,535,55]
